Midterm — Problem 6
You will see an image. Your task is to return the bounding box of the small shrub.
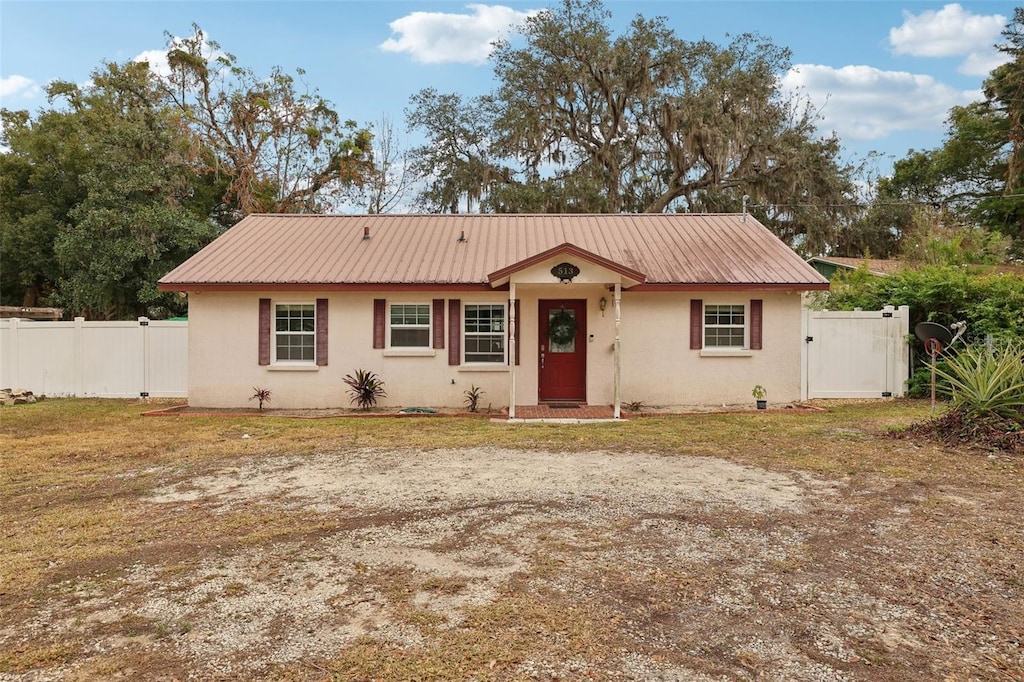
[463,384,484,413]
[624,400,645,413]
[249,386,272,411]
[751,384,766,400]
[935,341,1024,422]
[343,370,387,410]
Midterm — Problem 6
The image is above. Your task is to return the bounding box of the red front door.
[538,299,587,402]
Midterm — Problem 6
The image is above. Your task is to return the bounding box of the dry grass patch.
[1,398,1022,680]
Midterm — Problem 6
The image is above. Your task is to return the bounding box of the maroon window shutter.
[373,299,386,349]
[432,299,445,349]
[316,298,328,366]
[511,299,520,365]
[448,299,461,365]
[258,298,271,365]
[750,299,763,350]
[690,299,703,350]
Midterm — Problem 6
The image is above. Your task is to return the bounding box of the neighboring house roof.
[808,256,1024,280]
[807,256,905,277]
[159,213,829,291]
[0,306,63,320]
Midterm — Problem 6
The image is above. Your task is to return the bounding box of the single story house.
[159,213,829,417]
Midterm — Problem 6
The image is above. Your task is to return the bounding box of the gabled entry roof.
[159,213,829,291]
[487,242,647,289]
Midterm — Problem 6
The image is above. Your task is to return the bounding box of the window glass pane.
[464,304,505,362]
[389,304,430,347]
[704,304,745,348]
[391,328,430,347]
[391,304,428,325]
[548,309,576,353]
[465,336,504,363]
[274,304,315,362]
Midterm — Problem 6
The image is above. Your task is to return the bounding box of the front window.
[464,304,505,363]
[275,303,315,361]
[704,304,745,348]
[390,303,430,348]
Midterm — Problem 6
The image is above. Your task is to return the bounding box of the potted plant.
[752,384,767,410]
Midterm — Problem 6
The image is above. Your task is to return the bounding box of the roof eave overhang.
[159,282,830,293]
[157,282,500,293]
[629,283,831,292]
[487,242,647,289]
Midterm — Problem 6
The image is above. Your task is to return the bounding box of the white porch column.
[613,282,622,419]
[508,282,517,420]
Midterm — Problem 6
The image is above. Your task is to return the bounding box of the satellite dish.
[914,321,955,412]
[915,321,953,356]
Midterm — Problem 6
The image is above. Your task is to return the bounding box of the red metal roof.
[159,213,829,291]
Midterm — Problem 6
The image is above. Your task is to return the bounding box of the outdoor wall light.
[599,296,607,316]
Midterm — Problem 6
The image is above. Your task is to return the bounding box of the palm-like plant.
[935,341,1024,422]
[343,369,387,410]
[250,386,272,411]
[463,384,484,412]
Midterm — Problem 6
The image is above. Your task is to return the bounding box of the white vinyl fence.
[803,306,910,399]
[0,317,187,398]
[3,308,910,402]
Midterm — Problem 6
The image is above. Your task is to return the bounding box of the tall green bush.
[820,265,1024,343]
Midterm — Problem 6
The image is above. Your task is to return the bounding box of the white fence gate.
[802,306,910,399]
[0,317,188,398]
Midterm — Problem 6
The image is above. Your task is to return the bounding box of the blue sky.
[0,0,1017,179]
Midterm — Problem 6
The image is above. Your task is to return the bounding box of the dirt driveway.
[3,435,1021,681]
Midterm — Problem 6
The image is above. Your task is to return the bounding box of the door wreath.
[548,308,577,345]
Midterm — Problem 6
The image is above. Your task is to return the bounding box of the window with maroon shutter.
[448,299,461,365]
[689,299,703,350]
[373,299,386,349]
[316,299,328,365]
[259,298,271,365]
[750,299,763,350]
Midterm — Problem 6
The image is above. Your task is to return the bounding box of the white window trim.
[272,301,317,366]
[383,349,437,358]
[699,349,754,358]
[703,302,748,350]
[387,302,432,350]
[462,302,508,365]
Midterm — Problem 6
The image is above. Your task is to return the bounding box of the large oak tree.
[407,0,857,253]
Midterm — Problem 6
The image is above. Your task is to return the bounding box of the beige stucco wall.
[186,288,805,410]
[618,291,805,407]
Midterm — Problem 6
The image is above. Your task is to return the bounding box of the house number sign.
[551,262,581,283]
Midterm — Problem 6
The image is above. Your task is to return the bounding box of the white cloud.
[0,74,40,99]
[957,50,1010,77]
[889,3,1009,76]
[380,3,538,65]
[133,48,174,79]
[781,64,977,141]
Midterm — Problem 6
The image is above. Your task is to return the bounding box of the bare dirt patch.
[2,404,1022,681]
